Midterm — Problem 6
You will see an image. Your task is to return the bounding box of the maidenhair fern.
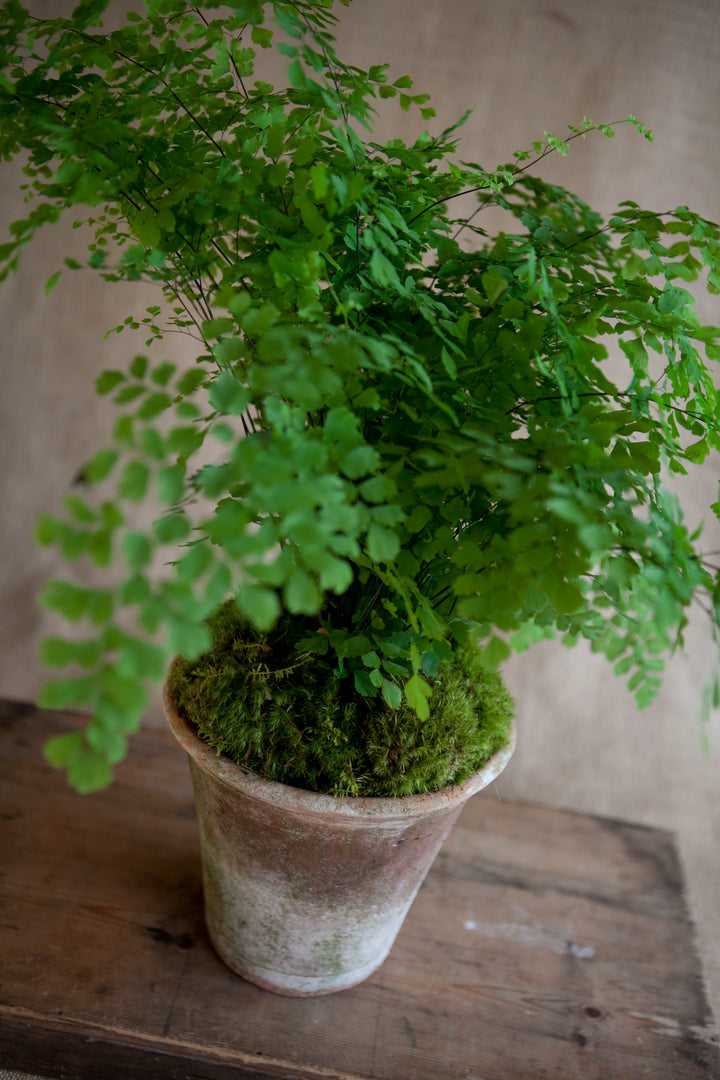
[0,0,718,790]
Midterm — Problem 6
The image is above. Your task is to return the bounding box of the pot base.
[209,931,391,996]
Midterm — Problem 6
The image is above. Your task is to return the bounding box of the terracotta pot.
[163,686,515,996]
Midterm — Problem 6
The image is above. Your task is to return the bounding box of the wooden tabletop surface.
[1,698,718,1080]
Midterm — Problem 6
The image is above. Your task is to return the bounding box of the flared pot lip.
[162,682,516,822]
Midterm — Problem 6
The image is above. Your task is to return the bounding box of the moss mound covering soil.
[168,601,514,797]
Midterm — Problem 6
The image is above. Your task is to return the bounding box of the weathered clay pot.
[163,686,515,996]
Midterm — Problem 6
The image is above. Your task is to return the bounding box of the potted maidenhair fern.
[1,0,719,994]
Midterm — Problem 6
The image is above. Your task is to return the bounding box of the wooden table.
[1,698,718,1080]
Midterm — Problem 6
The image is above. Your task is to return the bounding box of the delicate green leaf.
[44,731,86,768]
[167,619,212,660]
[440,346,457,378]
[62,495,96,524]
[420,650,440,677]
[367,524,400,563]
[354,668,379,697]
[251,25,273,47]
[209,371,249,415]
[405,673,431,720]
[83,449,118,484]
[137,392,172,420]
[118,461,150,502]
[35,514,63,548]
[89,528,113,566]
[202,317,235,339]
[287,58,308,90]
[41,637,101,668]
[86,722,128,766]
[45,271,62,296]
[113,415,134,447]
[480,636,511,669]
[39,581,113,624]
[71,0,109,29]
[236,584,280,631]
[297,631,330,655]
[140,428,166,460]
[68,744,116,794]
[175,368,207,396]
[369,248,401,289]
[130,355,148,379]
[157,465,185,505]
[381,680,402,709]
[341,445,380,479]
[482,267,510,307]
[96,370,125,395]
[685,438,709,464]
[167,425,203,460]
[122,530,153,569]
[151,362,176,387]
[39,674,97,711]
[614,655,634,677]
[45,720,119,787]
[318,556,353,594]
[204,562,232,608]
[658,285,691,314]
[284,569,322,613]
[177,543,212,581]
[213,337,244,365]
[153,511,191,544]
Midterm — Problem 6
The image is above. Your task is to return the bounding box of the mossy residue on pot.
[168,601,513,797]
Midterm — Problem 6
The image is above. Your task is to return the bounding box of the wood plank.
[1,699,717,1079]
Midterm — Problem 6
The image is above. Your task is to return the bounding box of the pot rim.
[163,683,515,822]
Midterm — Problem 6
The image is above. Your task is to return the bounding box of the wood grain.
[1,699,718,1079]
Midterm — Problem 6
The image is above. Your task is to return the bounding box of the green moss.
[168,601,514,797]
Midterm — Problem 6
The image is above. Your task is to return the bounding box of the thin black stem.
[114,50,227,159]
[407,120,642,229]
[510,387,717,430]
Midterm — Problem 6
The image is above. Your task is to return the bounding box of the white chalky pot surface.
[164,687,515,996]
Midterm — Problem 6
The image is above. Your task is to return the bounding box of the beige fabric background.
[1,0,719,1075]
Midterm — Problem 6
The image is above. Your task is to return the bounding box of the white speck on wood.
[568,942,596,959]
[461,919,596,958]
